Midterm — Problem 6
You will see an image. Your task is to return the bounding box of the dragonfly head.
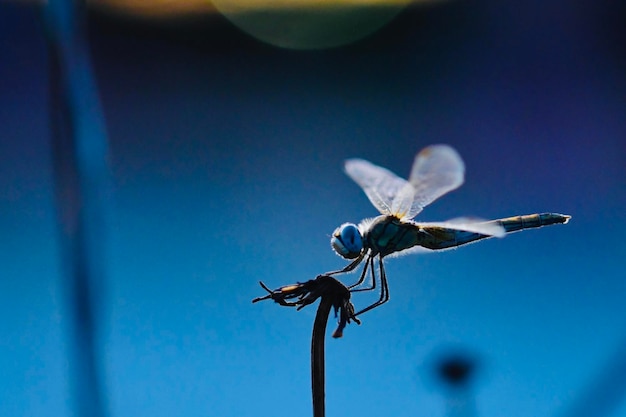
[331,223,363,259]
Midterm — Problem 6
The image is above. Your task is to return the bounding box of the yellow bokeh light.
[87,0,446,49]
[210,0,413,49]
[89,0,217,18]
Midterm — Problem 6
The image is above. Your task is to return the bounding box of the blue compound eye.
[330,223,363,259]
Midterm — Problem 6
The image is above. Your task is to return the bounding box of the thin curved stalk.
[311,297,333,417]
[253,275,361,417]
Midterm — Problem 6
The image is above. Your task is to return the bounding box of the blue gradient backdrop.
[1,1,625,417]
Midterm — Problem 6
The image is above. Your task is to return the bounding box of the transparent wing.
[345,145,465,219]
[418,217,506,237]
[387,217,506,258]
[344,158,410,216]
[390,182,416,219]
[404,144,465,220]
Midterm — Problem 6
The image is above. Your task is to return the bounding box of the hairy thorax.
[364,215,422,257]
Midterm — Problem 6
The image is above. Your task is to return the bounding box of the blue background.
[1,1,625,416]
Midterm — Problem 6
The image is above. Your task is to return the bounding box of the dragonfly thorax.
[331,222,364,259]
[364,215,421,257]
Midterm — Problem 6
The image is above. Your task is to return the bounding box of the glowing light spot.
[210,0,439,49]
[87,0,446,49]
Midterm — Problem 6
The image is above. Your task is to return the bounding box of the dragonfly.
[325,144,571,317]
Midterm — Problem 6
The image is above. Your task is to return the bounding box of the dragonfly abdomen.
[411,213,572,251]
[493,213,571,233]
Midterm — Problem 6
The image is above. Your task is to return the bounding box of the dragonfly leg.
[324,251,366,276]
[348,256,376,291]
[352,256,390,317]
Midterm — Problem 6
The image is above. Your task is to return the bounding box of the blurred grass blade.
[44,1,110,417]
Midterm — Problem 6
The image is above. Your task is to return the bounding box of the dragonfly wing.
[344,158,410,216]
[387,217,506,257]
[405,145,465,219]
[391,182,416,219]
[419,217,506,237]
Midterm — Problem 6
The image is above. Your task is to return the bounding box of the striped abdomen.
[416,212,571,251]
[493,213,571,233]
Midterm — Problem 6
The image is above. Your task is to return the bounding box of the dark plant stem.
[311,297,333,417]
[253,275,359,417]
